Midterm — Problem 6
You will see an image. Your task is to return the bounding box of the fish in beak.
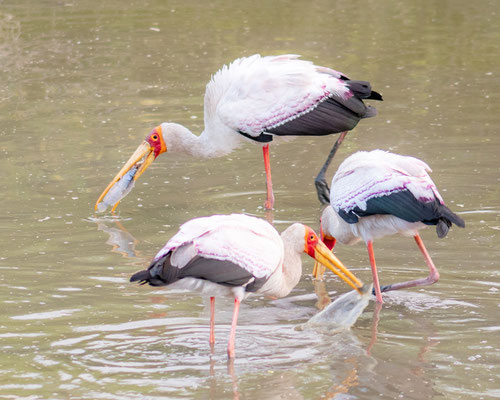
[95,126,166,212]
[304,228,363,293]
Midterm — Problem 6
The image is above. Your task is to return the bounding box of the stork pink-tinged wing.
[154,214,284,279]
[205,55,352,138]
[331,150,444,214]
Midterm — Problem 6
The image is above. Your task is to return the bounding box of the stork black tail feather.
[367,90,383,101]
[129,253,179,287]
[130,270,151,284]
[346,80,383,101]
[435,204,465,238]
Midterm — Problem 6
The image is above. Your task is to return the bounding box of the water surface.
[1,0,499,399]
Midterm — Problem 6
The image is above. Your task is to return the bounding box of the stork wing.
[154,214,283,279]
[331,150,444,222]
[132,251,268,292]
[337,190,445,224]
[205,55,377,140]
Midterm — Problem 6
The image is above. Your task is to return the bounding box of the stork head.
[94,124,168,212]
[302,225,363,293]
[145,125,168,159]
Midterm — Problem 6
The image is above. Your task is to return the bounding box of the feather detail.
[153,214,283,279]
[205,54,380,139]
[328,150,464,241]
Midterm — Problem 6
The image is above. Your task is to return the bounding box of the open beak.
[312,225,335,280]
[312,240,363,294]
[312,259,326,281]
[94,141,156,212]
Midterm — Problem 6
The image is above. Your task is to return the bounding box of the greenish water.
[1,0,499,399]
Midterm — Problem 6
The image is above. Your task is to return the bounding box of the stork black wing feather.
[339,189,465,238]
[130,253,267,292]
[178,256,267,292]
[249,79,383,138]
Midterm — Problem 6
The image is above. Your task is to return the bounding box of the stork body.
[96,54,382,212]
[130,214,363,358]
[318,150,465,303]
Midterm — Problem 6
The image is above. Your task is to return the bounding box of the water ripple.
[10,308,81,320]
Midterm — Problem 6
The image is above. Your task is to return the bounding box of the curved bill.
[312,240,363,293]
[94,141,156,212]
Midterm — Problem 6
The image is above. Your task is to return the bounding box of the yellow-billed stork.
[95,54,382,212]
[314,150,465,304]
[130,213,364,358]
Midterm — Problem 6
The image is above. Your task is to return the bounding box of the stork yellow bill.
[95,126,166,212]
[306,237,363,293]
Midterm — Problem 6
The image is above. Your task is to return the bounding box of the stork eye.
[152,134,159,141]
[310,235,315,241]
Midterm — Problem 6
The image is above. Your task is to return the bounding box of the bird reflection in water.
[95,218,140,259]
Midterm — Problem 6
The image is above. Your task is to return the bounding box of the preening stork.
[95,54,382,212]
[129,214,364,358]
[314,150,465,304]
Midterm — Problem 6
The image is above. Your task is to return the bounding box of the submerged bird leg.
[227,298,241,359]
[209,297,215,345]
[380,234,440,292]
[367,302,382,355]
[367,241,384,304]
[314,131,348,204]
[262,144,275,210]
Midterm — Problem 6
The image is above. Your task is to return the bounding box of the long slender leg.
[380,234,440,292]
[227,298,241,359]
[262,144,274,210]
[315,131,348,204]
[209,296,215,345]
[367,240,383,304]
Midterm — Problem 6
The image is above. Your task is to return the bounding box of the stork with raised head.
[129,213,364,358]
[95,54,382,212]
[314,150,465,304]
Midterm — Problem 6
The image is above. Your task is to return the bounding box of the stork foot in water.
[314,178,331,205]
[371,234,440,297]
[372,285,392,296]
[314,132,349,205]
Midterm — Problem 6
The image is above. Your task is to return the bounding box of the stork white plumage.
[130,214,363,358]
[95,54,382,212]
[314,150,465,304]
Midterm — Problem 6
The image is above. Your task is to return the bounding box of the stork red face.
[95,125,167,212]
[303,226,363,293]
[146,126,167,159]
[312,222,337,280]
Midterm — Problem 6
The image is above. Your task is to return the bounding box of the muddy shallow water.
[1,0,499,399]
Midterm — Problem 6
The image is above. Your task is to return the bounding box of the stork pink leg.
[209,296,215,345]
[227,298,241,359]
[381,234,440,292]
[367,241,384,304]
[262,144,275,210]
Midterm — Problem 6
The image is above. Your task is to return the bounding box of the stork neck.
[164,123,242,159]
[277,229,304,298]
